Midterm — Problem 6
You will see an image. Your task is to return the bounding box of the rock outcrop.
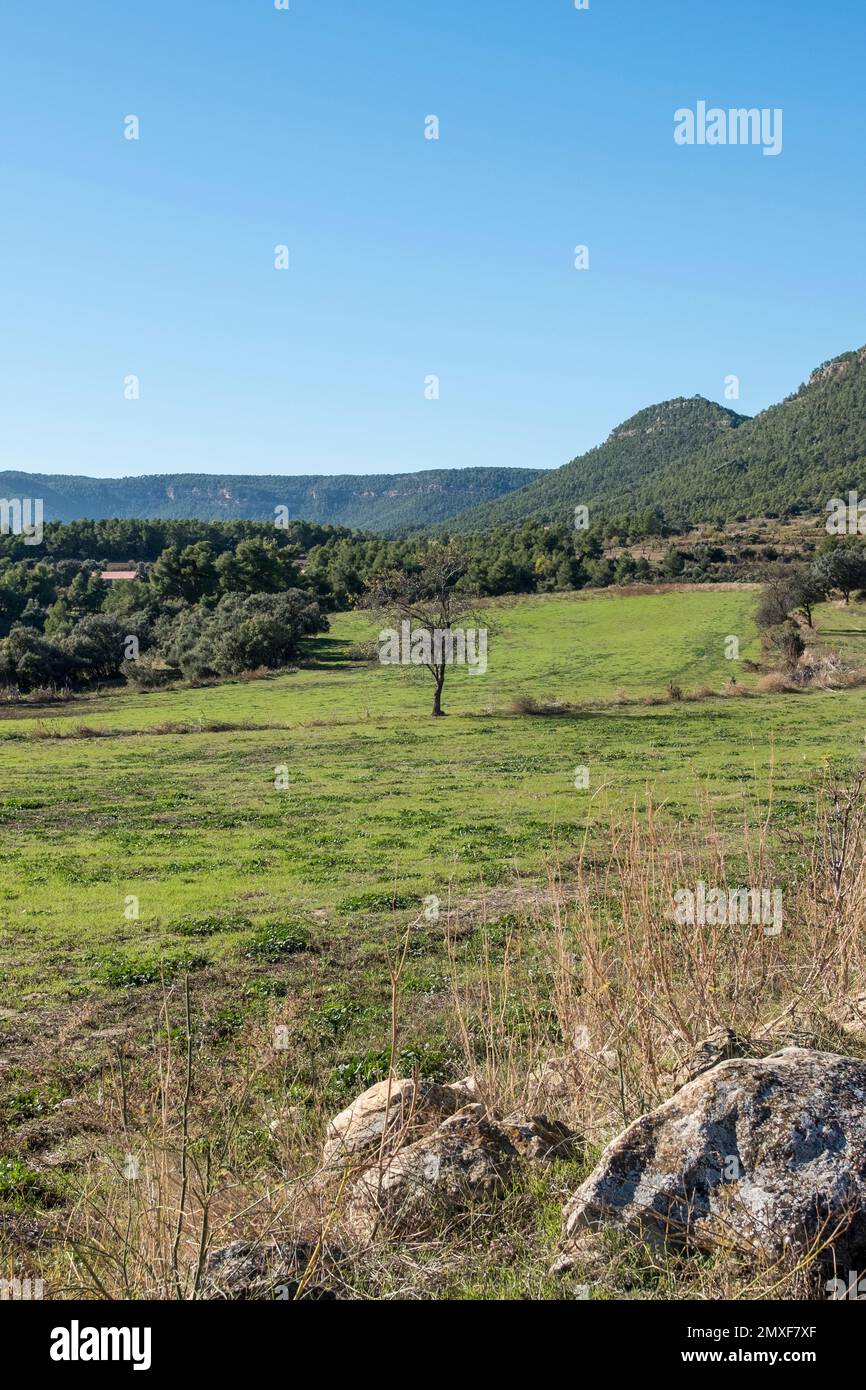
[562,1048,866,1270]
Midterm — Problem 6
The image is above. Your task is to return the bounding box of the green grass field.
[2,584,865,1303]
[0,587,862,1007]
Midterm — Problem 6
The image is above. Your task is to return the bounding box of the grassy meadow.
[0,586,860,1003]
[2,584,865,1299]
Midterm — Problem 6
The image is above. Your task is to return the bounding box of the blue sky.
[1,0,864,479]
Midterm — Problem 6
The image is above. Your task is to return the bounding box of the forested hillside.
[442,346,866,533]
[0,467,542,533]
[440,397,746,532]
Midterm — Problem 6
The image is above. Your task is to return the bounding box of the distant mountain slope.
[442,345,866,532]
[0,467,542,533]
[628,347,866,525]
[440,397,747,532]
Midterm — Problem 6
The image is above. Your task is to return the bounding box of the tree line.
[1,514,865,694]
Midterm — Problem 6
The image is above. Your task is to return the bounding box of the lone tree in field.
[365,543,481,716]
[756,567,827,631]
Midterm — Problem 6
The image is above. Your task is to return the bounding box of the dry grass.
[5,773,866,1300]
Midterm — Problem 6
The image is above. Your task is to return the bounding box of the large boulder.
[563,1048,866,1269]
[347,1106,573,1240]
[322,1075,478,1171]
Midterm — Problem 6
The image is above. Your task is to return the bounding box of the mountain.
[438,397,748,532]
[631,347,866,525]
[0,467,542,534]
[441,345,866,532]
[7,345,866,539]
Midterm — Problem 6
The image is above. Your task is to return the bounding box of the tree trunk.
[431,668,445,716]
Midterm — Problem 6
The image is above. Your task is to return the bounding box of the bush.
[122,653,179,688]
[0,626,76,691]
[766,621,805,669]
[757,671,794,694]
[59,613,130,681]
[163,590,328,678]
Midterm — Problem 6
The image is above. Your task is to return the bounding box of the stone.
[346,1107,573,1240]
[563,1048,866,1270]
[202,1240,341,1300]
[671,1026,753,1091]
[528,1057,575,1107]
[321,1075,477,1170]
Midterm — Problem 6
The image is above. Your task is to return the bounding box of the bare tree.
[364,543,481,716]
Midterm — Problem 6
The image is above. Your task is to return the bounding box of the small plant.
[329,1042,456,1100]
[242,921,310,961]
[97,950,207,988]
[0,1156,48,1205]
[241,978,289,999]
[1,1088,56,1124]
[337,891,415,913]
[173,914,251,937]
[208,1005,246,1040]
[309,999,361,1039]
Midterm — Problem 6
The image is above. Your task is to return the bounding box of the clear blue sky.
[1,0,864,479]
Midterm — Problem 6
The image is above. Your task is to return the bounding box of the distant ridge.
[439,396,747,533]
[6,344,866,539]
[441,345,866,532]
[0,467,542,534]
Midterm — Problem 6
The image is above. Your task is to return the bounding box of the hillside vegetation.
[444,346,866,533]
[0,466,541,533]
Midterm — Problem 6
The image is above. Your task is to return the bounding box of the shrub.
[766,620,805,669]
[510,695,540,715]
[97,950,207,988]
[756,671,793,693]
[60,613,129,681]
[163,590,328,678]
[242,922,310,960]
[122,653,179,688]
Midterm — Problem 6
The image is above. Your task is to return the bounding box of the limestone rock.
[346,1107,573,1240]
[563,1048,866,1269]
[322,1075,477,1171]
